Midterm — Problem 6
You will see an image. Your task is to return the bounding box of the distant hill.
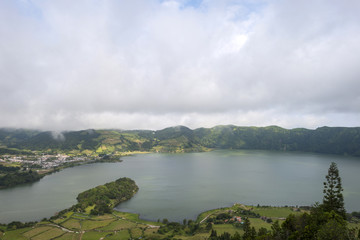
[1,126,360,156]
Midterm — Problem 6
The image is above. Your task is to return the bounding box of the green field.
[22,226,53,238]
[55,233,80,240]
[61,219,82,230]
[1,205,358,240]
[99,219,137,231]
[251,206,304,218]
[213,224,242,235]
[81,231,109,240]
[81,219,114,231]
[31,227,64,240]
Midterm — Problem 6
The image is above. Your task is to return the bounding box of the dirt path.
[200,214,212,224]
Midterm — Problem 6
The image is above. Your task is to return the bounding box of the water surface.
[0,150,359,223]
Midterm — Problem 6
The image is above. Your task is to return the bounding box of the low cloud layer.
[1,0,360,130]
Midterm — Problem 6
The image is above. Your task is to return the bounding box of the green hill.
[1,125,360,156]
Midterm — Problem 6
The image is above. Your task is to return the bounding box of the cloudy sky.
[1,0,360,131]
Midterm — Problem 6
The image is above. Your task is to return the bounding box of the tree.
[323,162,346,219]
[209,229,218,240]
[232,232,241,240]
[183,219,187,226]
[316,216,347,240]
[243,218,256,240]
[271,220,282,240]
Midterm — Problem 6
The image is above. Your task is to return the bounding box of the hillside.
[1,125,360,156]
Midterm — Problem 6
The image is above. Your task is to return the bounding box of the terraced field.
[2,205,358,239]
[0,210,161,240]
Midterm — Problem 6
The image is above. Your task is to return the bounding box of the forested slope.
[1,125,360,156]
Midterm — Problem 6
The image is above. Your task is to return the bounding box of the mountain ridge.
[1,125,360,156]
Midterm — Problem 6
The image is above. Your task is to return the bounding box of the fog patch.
[51,131,65,141]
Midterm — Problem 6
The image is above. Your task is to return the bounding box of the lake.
[0,150,360,223]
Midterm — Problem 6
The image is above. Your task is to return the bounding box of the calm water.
[0,150,360,223]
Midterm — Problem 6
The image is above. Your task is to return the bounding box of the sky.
[1,0,360,131]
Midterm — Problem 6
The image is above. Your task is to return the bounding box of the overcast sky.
[1,0,360,131]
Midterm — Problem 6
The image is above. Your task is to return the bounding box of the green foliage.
[3,125,360,156]
[0,128,39,147]
[76,177,138,215]
[6,221,37,230]
[158,221,184,235]
[323,162,346,219]
[11,130,101,151]
[0,170,42,188]
[0,165,20,172]
[216,213,232,220]
[242,218,256,240]
[0,147,33,155]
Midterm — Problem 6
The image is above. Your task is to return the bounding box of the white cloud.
[0,0,360,130]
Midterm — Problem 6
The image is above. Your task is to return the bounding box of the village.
[0,153,98,169]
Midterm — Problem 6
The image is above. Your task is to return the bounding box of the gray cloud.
[1,0,360,130]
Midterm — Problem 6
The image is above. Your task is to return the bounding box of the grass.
[144,227,159,236]
[61,219,82,230]
[251,206,302,218]
[81,231,109,240]
[99,219,137,231]
[104,230,130,239]
[56,232,81,240]
[81,219,114,231]
[112,210,161,225]
[249,218,273,230]
[31,227,64,240]
[52,218,67,224]
[0,227,31,240]
[71,213,89,220]
[130,227,143,238]
[177,233,210,240]
[113,211,140,220]
[23,226,52,238]
[91,214,113,220]
[84,205,95,215]
[348,222,360,229]
[213,224,242,235]
[4,205,354,240]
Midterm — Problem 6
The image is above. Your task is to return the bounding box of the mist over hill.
[1,125,360,157]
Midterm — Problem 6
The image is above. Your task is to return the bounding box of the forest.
[1,125,360,156]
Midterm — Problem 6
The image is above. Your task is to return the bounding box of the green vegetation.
[0,147,33,155]
[1,147,360,239]
[1,125,360,189]
[323,162,346,218]
[1,203,360,239]
[64,177,138,216]
[81,178,137,214]
[0,170,42,188]
[2,125,360,156]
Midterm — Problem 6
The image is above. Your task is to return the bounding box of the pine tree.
[322,162,346,219]
[243,218,256,240]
